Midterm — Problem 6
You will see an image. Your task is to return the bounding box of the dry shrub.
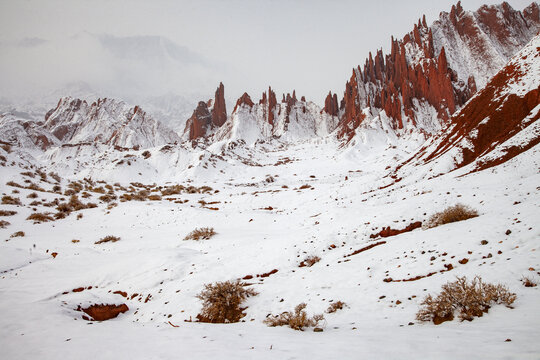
[27,213,54,223]
[184,227,216,241]
[0,220,10,228]
[416,276,516,324]
[264,303,324,331]
[10,231,25,238]
[27,192,39,199]
[326,301,346,313]
[95,235,121,244]
[0,210,17,216]
[2,195,21,205]
[72,239,80,243]
[425,204,478,228]
[49,172,61,183]
[196,280,257,323]
[299,255,321,267]
[147,194,162,201]
[1,144,11,153]
[99,194,117,203]
[521,276,537,287]
[52,185,62,193]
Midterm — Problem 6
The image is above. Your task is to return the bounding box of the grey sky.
[0,0,535,106]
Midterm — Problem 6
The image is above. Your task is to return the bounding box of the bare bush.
[27,213,54,223]
[416,276,516,324]
[184,227,216,241]
[196,280,258,323]
[2,195,21,205]
[299,255,321,267]
[425,204,479,228]
[326,301,346,313]
[264,303,325,331]
[95,235,121,244]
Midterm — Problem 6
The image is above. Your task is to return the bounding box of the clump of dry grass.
[184,227,216,241]
[425,204,478,229]
[264,303,325,331]
[416,276,516,324]
[27,213,55,223]
[326,301,346,313]
[0,210,17,216]
[2,195,21,205]
[521,276,537,288]
[299,255,321,268]
[27,192,39,199]
[196,280,258,323]
[95,235,121,244]
[0,220,10,228]
[10,231,25,238]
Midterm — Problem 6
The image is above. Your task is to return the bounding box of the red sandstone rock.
[233,92,254,113]
[324,91,339,116]
[211,82,227,127]
[185,101,212,140]
[79,303,129,321]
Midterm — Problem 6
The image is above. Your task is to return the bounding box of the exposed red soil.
[344,241,386,258]
[369,221,422,239]
[78,303,129,321]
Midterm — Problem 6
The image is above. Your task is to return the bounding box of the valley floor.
[0,140,539,359]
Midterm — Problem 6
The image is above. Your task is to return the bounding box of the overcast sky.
[0,0,535,105]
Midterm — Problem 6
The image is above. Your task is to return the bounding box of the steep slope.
[44,97,180,149]
[336,1,540,141]
[399,34,540,176]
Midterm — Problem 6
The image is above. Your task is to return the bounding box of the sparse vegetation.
[95,235,121,244]
[10,231,25,238]
[425,204,478,229]
[184,227,216,241]
[196,280,258,323]
[27,192,39,199]
[0,210,17,216]
[299,255,321,267]
[27,213,55,223]
[0,220,10,228]
[326,301,346,313]
[416,276,516,324]
[264,303,325,331]
[2,195,21,205]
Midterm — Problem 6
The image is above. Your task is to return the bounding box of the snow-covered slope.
[398,33,540,177]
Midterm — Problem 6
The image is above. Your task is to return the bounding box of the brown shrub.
[10,231,25,238]
[299,255,321,268]
[2,195,21,205]
[416,276,516,324]
[0,220,10,228]
[99,194,117,203]
[160,184,185,196]
[27,192,39,199]
[184,227,216,241]
[49,172,61,183]
[196,280,258,323]
[0,210,17,216]
[264,303,325,331]
[425,204,478,228]
[326,301,346,313]
[141,150,151,159]
[27,213,55,223]
[147,194,162,201]
[1,144,11,153]
[521,276,537,287]
[72,239,80,243]
[52,185,62,193]
[95,235,121,244]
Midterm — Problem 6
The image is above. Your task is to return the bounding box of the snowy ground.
[0,139,539,359]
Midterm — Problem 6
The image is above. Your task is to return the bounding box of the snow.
[1,129,539,359]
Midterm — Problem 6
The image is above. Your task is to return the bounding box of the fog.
[0,0,534,106]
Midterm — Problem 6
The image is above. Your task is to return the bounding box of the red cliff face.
[233,92,254,113]
[185,101,212,140]
[323,91,339,116]
[211,82,227,127]
[268,87,277,125]
[335,1,540,141]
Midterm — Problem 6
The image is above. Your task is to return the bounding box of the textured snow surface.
[0,134,539,360]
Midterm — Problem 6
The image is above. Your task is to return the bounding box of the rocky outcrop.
[323,92,339,117]
[336,1,540,141]
[233,92,254,112]
[185,83,229,140]
[416,34,540,173]
[43,97,179,148]
[211,82,227,127]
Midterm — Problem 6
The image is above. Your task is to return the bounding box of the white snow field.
[0,135,539,360]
